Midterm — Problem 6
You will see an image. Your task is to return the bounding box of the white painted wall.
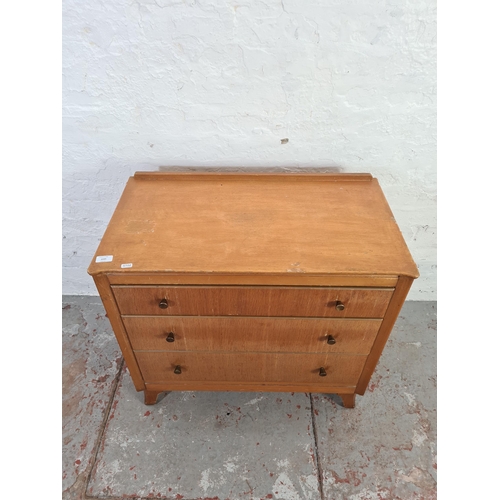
[63,0,436,299]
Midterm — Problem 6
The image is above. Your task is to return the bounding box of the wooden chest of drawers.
[88,172,418,407]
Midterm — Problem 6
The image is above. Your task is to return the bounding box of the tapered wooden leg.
[339,394,356,408]
[144,389,163,405]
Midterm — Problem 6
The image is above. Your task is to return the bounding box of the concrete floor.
[63,298,436,500]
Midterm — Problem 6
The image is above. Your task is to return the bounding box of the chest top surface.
[87,172,418,279]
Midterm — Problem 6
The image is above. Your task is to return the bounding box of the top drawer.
[112,286,393,318]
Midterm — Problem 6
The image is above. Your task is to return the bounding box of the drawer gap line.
[120,314,386,321]
[132,350,369,356]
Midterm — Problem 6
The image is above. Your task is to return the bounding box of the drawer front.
[135,352,367,386]
[113,286,393,318]
[123,316,382,354]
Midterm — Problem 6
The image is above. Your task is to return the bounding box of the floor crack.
[309,393,325,500]
[84,358,125,498]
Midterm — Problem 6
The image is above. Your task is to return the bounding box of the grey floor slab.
[62,298,437,500]
[312,302,437,500]
[62,296,122,499]
[88,370,321,499]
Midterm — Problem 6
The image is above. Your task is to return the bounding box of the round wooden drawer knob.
[319,367,327,377]
[327,335,336,345]
[173,365,182,374]
[166,332,175,343]
[159,299,168,309]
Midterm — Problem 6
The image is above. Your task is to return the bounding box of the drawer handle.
[159,298,169,309]
[166,332,175,343]
[319,367,327,377]
[327,335,336,345]
[173,365,182,375]
[335,301,345,311]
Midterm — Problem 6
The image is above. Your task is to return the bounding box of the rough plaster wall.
[62,0,436,299]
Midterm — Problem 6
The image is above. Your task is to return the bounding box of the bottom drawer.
[135,352,367,387]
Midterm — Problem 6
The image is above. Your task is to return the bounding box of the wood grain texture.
[135,351,367,386]
[112,286,393,318]
[87,173,419,279]
[144,382,356,394]
[87,172,418,405]
[355,275,414,394]
[92,274,145,391]
[123,316,382,354]
[107,273,398,287]
[133,171,374,182]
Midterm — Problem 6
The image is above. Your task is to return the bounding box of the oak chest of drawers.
[88,172,418,407]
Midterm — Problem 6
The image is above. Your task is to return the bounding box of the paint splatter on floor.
[63,298,436,499]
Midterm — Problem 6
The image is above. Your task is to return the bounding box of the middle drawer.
[123,316,382,355]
